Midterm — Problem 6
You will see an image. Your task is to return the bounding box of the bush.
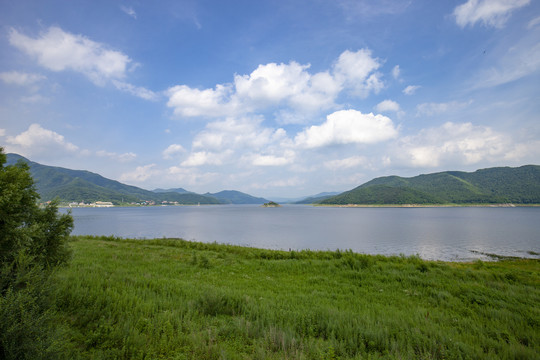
[0,148,73,359]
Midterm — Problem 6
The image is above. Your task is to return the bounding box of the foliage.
[209,190,269,204]
[53,235,539,359]
[321,165,540,205]
[5,153,222,205]
[262,201,281,207]
[0,148,74,359]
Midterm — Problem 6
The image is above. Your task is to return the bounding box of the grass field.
[52,236,539,359]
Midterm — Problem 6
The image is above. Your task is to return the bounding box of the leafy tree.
[0,148,73,359]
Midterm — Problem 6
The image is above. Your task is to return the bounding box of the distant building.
[94,201,114,207]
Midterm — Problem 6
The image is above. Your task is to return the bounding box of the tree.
[0,148,73,359]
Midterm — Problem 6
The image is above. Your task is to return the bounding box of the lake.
[66,205,540,261]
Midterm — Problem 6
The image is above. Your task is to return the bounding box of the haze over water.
[68,205,540,261]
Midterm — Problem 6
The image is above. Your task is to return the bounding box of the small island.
[262,201,281,207]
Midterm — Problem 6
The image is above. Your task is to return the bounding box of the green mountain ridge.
[6,153,221,205]
[320,165,540,205]
[206,190,269,204]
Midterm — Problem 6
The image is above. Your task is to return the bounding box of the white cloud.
[166,84,235,117]
[416,100,471,116]
[9,26,131,85]
[0,129,6,137]
[324,156,368,170]
[113,80,159,101]
[119,164,159,183]
[250,177,304,189]
[295,109,398,148]
[472,31,540,88]
[454,0,530,28]
[338,0,411,18]
[528,15,540,28]
[394,122,511,167]
[392,65,400,80]
[166,48,383,119]
[234,62,310,105]
[375,99,401,113]
[181,116,290,169]
[192,116,286,152]
[181,150,232,167]
[20,94,50,104]
[403,85,420,95]
[96,150,136,162]
[333,49,384,97]
[162,144,186,159]
[166,166,219,187]
[5,123,79,158]
[249,150,295,166]
[0,71,45,86]
[121,5,137,19]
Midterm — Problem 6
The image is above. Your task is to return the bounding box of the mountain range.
[318,165,540,205]
[6,153,539,205]
[5,153,269,205]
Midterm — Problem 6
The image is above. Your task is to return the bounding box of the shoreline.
[313,203,540,208]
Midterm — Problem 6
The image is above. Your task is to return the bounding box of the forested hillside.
[320,165,540,205]
[6,154,221,205]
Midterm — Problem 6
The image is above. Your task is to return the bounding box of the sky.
[1,0,539,198]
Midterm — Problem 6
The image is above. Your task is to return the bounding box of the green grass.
[52,236,540,359]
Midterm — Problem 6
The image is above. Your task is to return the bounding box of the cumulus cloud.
[119,164,159,183]
[162,144,186,159]
[179,116,290,169]
[402,85,420,95]
[295,109,398,148]
[324,156,368,170]
[192,116,286,152]
[166,166,219,187]
[234,62,311,105]
[333,49,384,97]
[394,122,511,167]
[9,26,131,85]
[249,150,295,166]
[375,99,401,113]
[4,123,79,158]
[166,84,235,117]
[0,71,45,86]
[181,151,232,167]
[166,48,383,119]
[454,0,530,28]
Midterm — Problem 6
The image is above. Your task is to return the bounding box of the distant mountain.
[293,192,341,204]
[320,165,540,205]
[207,190,269,204]
[6,153,221,205]
[153,187,190,194]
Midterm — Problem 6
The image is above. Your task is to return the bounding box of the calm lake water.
[66,205,540,261]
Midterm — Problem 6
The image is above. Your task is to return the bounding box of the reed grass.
[52,236,539,359]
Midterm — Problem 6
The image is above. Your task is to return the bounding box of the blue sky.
[1,0,539,198]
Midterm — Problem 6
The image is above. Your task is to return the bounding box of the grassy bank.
[52,236,539,359]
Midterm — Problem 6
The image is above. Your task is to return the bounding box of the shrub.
[0,148,73,359]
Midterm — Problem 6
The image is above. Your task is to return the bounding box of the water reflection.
[67,205,540,261]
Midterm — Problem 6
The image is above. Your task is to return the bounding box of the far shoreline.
[313,203,540,208]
